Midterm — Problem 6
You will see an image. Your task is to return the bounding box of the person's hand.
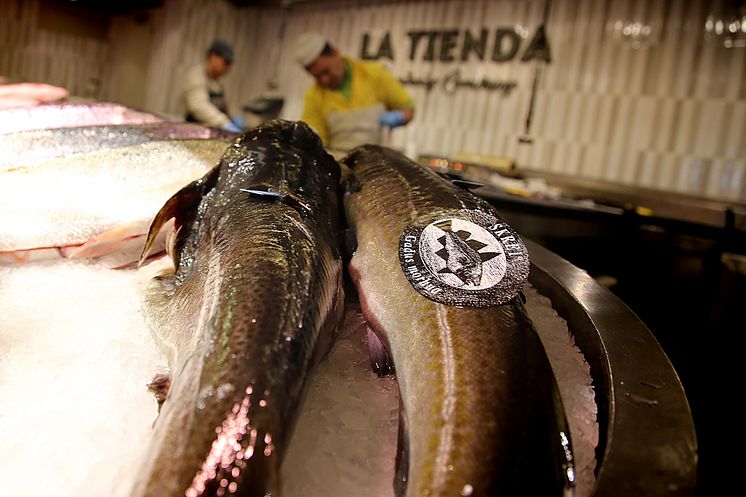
[223,121,242,133]
[231,115,246,130]
[379,110,406,128]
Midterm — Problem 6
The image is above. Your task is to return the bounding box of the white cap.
[293,32,327,67]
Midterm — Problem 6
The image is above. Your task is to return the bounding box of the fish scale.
[0,123,231,170]
[342,145,574,497]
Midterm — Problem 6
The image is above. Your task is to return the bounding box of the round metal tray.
[526,239,697,496]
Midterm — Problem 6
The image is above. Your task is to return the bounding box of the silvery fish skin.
[342,145,575,497]
[132,120,344,497]
[0,123,232,169]
[0,102,166,134]
[0,139,230,256]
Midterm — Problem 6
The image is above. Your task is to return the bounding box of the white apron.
[326,104,384,154]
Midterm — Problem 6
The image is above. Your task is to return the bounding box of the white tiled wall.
[0,0,108,98]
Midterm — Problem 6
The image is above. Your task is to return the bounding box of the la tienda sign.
[359,27,551,95]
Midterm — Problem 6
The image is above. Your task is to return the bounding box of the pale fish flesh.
[342,145,575,496]
[131,120,344,497]
[0,139,230,264]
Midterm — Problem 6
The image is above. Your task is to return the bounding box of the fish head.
[214,120,341,231]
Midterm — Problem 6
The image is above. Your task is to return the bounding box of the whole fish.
[342,145,575,496]
[0,102,167,134]
[132,120,344,497]
[0,123,232,169]
[0,139,230,264]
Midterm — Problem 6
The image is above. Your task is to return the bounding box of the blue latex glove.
[379,110,406,128]
[223,121,242,133]
[231,115,246,129]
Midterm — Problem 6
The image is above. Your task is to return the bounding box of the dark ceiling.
[43,0,165,16]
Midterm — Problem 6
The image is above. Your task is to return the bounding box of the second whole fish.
[0,123,232,170]
[131,120,344,497]
[342,145,575,496]
[0,139,230,264]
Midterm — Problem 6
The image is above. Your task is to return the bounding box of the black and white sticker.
[399,210,529,307]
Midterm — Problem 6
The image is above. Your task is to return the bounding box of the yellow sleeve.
[300,87,329,147]
[370,63,414,111]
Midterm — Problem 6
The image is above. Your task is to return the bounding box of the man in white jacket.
[183,39,244,132]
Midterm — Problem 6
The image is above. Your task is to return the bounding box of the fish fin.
[366,326,395,377]
[164,223,181,260]
[0,247,65,264]
[138,189,193,266]
[141,269,184,360]
[394,399,410,497]
[146,370,172,413]
[63,220,172,269]
[64,220,151,259]
[112,249,167,270]
[139,164,220,267]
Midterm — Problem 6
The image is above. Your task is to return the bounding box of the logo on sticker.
[399,210,529,307]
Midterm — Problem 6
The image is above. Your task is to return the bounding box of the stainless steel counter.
[528,239,697,496]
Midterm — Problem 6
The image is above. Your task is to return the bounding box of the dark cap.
[208,39,234,64]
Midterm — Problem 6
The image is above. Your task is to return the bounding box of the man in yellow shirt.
[294,33,415,151]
